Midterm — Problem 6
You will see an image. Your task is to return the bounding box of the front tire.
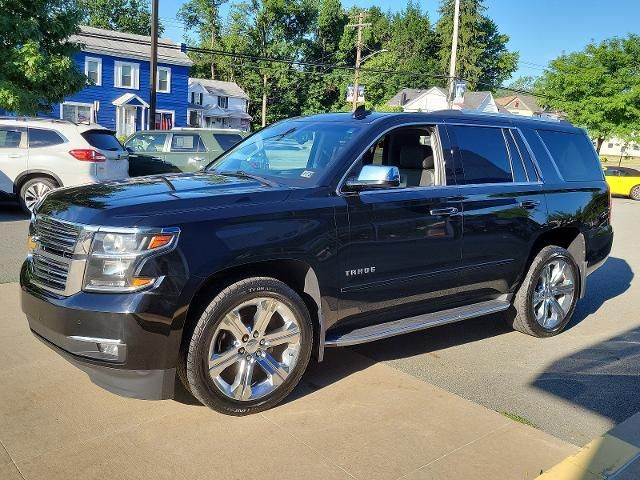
[630,185,640,201]
[181,277,313,415]
[19,177,57,213]
[507,246,579,337]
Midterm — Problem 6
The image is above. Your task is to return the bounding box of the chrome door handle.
[519,200,540,209]
[7,153,23,158]
[430,207,459,216]
[189,156,204,162]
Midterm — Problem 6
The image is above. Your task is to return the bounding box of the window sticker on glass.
[301,170,315,178]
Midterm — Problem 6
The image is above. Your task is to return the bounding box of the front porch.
[112,93,149,137]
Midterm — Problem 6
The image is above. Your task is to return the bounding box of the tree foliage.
[0,0,86,114]
[79,0,162,36]
[536,35,640,150]
[436,0,518,90]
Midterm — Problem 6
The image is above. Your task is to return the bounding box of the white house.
[387,87,505,114]
[599,137,640,159]
[188,78,252,131]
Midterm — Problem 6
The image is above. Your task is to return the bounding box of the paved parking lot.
[1,198,638,450]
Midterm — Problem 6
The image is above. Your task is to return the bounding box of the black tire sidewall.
[522,248,579,337]
[19,177,56,213]
[186,278,313,415]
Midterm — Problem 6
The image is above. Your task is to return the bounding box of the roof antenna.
[352,104,371,119]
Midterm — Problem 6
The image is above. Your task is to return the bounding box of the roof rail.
[0,116,77,125]
[429,109,569,124]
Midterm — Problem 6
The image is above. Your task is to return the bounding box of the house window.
[190,92,204,105]
[157,67,171,93]
[114,61,139,89]
[85,57,102,86]
[61,102,93,124]
[608,143,614,148]
[154,111,174,130]
[218,96,228,109]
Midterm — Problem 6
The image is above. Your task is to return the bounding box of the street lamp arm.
[360,49,388,65]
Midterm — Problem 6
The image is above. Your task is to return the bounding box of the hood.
[37,172,292,226]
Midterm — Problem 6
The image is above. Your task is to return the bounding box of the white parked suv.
[0,117,129,212]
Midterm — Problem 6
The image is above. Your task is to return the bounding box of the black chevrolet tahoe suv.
[21,110,613,415]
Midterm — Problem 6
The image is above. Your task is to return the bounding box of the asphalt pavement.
[1,198,638,447]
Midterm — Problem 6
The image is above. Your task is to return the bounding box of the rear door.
[81,129,129,180]
[0,125,28,195]
[125,132,169,177]
[446,123,547,304]
[165,132,208,172]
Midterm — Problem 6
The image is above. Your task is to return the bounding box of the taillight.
[69,149,106,162]
[608,184,612,223]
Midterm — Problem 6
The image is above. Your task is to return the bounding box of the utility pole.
[448,0,461,109]
[347,11,371,111]
[148,0,159,129]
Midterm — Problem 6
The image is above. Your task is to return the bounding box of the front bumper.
[21,264,186,400]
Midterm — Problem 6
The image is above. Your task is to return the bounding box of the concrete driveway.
[0,282,575,480]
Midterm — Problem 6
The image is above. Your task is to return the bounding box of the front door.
[335,125,463,331]
[123,107,137,137]
[0,125,28,195]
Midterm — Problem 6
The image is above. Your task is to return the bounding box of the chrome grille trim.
[30,215,82,294]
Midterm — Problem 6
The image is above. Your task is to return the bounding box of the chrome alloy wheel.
[207,297,302,401]
[532,258,576,330]
[24,182,52,211]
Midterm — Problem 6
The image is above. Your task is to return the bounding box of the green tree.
[436,0,518,90]
[536,35,640,152]
[495,75,537,97]
[0,0,85,114]
[80,0,162,36]
[178,0,228,79]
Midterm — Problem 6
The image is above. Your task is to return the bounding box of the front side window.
[218,96,229,109]
[28,128,65,148]
[157,67,171,93]
[115,62,139,89]
[125,133,167,153]
[0,126,26,149]
[85,57,102,85]
[450,125,513,184]
[209,120,361,187]
[62,103,92,124]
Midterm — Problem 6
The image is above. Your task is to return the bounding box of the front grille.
[34,216,81,259]
[31,216,82,293]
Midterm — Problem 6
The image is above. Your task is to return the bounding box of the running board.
[325,299,511,347]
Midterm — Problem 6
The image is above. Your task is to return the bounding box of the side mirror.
[345,165,401,191]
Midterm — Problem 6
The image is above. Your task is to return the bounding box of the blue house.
[41,26,193,136]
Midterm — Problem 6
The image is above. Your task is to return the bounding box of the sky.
[158,0,640,82]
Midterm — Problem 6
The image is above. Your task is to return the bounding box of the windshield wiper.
[217,171,278,187]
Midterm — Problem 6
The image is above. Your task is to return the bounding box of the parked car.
[603,165,640,200]
[0,117,128,212]
[125,128,248,177]
[21,110,613,415]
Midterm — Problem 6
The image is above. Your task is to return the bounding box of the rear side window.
[537,130,602,181]
[170,134,206,152]
[82,131,123,151]
[214,133,243,150]
[28,128,65,148]
[450,125,513,184]
[0,127,26,148]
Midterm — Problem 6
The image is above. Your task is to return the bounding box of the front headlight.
[83,228,179,292]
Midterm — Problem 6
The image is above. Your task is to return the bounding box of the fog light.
[97,343,119,357]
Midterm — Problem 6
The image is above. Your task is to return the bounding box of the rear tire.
[630,185,640,201]
[19,177,57,213]
[180,277,313,415]
[506,246,579,337]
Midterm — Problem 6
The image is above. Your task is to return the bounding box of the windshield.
[207,120,361,186]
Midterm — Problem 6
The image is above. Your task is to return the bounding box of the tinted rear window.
[82,131,124,151]
[214,133,243,150]
[450,125,513,184]
[537,130,602,181]
[29,128,65,148]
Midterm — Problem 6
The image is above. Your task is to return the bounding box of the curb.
[537,412,640,480]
